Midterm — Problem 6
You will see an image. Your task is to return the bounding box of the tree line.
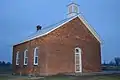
[102,57,120,71]
[0,61,11,66]
[0,61,12,73]
[103,57,120,66]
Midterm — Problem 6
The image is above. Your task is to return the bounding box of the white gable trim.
[16,15,101,45]
[78,15,101,43]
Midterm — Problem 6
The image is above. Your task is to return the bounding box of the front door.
[75,47,82,73]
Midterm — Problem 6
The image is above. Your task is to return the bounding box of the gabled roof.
[15,15,101,45]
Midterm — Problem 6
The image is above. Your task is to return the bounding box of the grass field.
[0,76,9,80]
[0,74,120,80]
[41,75,120,80]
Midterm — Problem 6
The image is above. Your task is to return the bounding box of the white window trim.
[24,49,28,65]
[75,47,82,73]
[34,47,39,65]
[16,51,19,65]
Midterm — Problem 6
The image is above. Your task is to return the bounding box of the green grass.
[0,74,120,80]
[39,75,120,80]
[42,76,74,80]
[95,75,120,80]
[0,76,9,80]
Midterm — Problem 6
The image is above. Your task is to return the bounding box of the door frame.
[75,47,82,73]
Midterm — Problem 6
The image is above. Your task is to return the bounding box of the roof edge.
[14,14,102,46]
[78,15,102,43]
[14,15,79,46]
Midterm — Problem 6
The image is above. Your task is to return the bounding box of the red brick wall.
[13,17,101,76]
[13,39,47,75]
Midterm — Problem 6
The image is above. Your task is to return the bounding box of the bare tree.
[109,60,115,66]
[114,57,120,66]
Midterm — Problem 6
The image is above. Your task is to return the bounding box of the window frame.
[24,49,28,65]
[34,47,39,65]
[75,47,82,73]
[16,51,19,65]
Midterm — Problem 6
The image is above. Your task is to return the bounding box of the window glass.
[35,57,38,64]
[25,58,28,64]
[24,50,28,65]
[76,49,79,53]
[34,47,39,65]
[36,48,39,56]
[76,65,80,71]
[75,54,80,64]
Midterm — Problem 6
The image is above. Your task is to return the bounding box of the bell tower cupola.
[67,0,80,18]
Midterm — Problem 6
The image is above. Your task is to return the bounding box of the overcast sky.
[0,0,120,63]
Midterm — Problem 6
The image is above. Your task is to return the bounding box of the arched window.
[34,47,39,65]
[75,47,82,72]
[16,51,20,65]
[24,49,28,65]
[75,47,81,54]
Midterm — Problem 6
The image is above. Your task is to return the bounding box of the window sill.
[34,64,38,66]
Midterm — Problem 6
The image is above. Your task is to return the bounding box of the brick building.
[12,2,101,76]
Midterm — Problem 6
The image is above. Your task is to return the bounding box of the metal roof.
[15,15,101,45]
